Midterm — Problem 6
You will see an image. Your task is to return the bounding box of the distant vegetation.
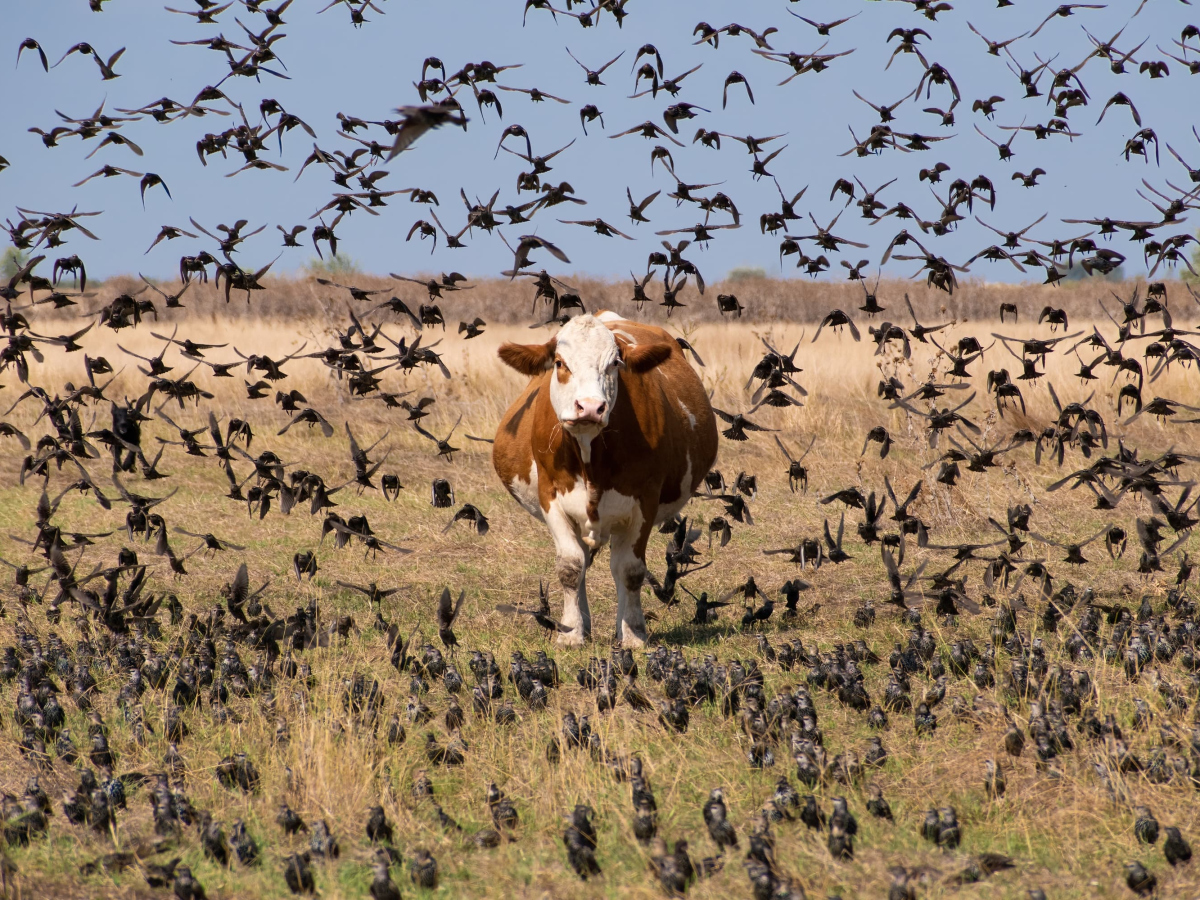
[1062,263,1125,283]
[1,247,30,282]
[304,253,362,278]
[1185,230,1200,284]
[725,266,768,283]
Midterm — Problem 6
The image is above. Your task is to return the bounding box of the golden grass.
[2,284,1199,899]
[45,271,1191,328]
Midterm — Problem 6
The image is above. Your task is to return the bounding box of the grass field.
[2,275,1199,899]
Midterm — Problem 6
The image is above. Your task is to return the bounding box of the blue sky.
[4,0,1198,282]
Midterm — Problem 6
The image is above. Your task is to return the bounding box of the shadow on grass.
[651,621,735,647]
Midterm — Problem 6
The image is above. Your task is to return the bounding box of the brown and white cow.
[493,312,718,647]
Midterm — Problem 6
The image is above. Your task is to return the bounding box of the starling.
[1124,861,1157,896]
[370,850,402,900]
[230,820,259,866]
[1134,807,1159,844]
[773,777,800,815]
[277,803,306,835]
[1164,826,1192,866]
[703,789,738,849]
[984,759,1006,799]
[633,799,658,843]
[830,797,858,836]
[914,702,938,735]
[437,587,466,650]
[938,807,961,849]
[866,784,893,821]
[199,814,229,866]
[412,771,434,799]
[563,806,600,880]
[867,705,889,729]
[309,820,340,859]
[409,849,439,889]
[173,866,206,900]
[1004,722,1026,757]
[386,714,406,746]
[651,838,688,895]
[144,858,180,889]
[828,822,854,859]
[487,782,520,834]
[864,736,888,767]
[471,827,502,849]
[366,805,393,844]
[744,856,778,896]
[283,853,315,895]
[799,794,826,831]
[921,809,941,843]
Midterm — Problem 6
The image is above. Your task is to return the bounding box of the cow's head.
[499,315,671,435]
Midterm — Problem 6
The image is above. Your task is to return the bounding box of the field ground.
[2,276,1199,898]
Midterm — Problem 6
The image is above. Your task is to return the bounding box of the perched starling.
[283,853,315,895]
[309,820,340,859]
[866,784,893,821]
[1134,807,1159,845]
[366,805,393,844]
[828,822,854,859]
[800,794,826,831]
[409,849,439,889]
[173,866,206,900]
[938,807,961,849]
[921,809,941,843]
[1124,861,1157,896]
[230,820,259,866]
[277,803,306,835]
[984,759,1006,799]
[563,806,601,880]
[370,850,402,900]
[633,799,658,843]
[1164,826,1193,866]
[702,789,738,849]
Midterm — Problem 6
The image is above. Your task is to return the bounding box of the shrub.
[305,253,362,278]
[1,247,30,282]
[725,266,768,283]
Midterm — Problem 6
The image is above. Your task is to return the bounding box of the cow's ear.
[623,341,673,374]
[498,339,556,376]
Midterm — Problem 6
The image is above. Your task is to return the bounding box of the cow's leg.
[611,513,652,649]
[546,504,590,647]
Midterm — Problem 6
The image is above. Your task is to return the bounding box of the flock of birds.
[4,0,1200,897]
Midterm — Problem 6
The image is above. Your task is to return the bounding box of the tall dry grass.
[45,271,1194,327]
[2,279,1200,899]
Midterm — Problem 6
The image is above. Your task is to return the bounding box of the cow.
[492,312,718,648]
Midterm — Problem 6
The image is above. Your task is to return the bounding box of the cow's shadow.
[651,622,732,647]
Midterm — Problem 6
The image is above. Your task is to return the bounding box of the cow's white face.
[498,314,673,449]
[550,315,621,434]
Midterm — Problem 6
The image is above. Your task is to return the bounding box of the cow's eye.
[555,360,563,370]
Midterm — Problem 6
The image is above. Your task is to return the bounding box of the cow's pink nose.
[573,398,606,423]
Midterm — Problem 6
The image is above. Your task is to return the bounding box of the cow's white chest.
[549,482,640,550]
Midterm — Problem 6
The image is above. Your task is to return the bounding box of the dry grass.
[2,278,1199,899]
[50,271,1188,328]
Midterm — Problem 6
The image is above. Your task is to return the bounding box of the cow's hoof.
[556,630,586,648]
[619,630,647,650]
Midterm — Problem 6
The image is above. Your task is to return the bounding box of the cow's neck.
[556,427,607,483]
